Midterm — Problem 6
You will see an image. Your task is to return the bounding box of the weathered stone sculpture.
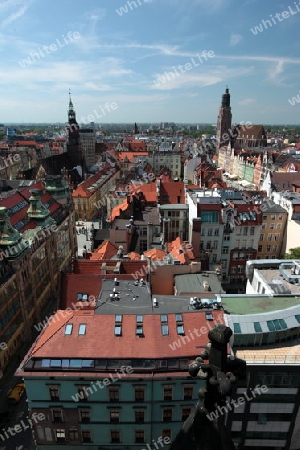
[170,324,246,450]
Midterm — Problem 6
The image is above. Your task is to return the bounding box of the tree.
[284,247,300,259]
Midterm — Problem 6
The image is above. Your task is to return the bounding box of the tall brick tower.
[216,87,232,149]
[66,91,83,168]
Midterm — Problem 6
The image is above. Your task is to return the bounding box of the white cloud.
[238,98,256,105]
[268,60,284,84]
[230,33,242,46]
[0,3,28,28]
[151,65,253,91]
[85,82,112,91]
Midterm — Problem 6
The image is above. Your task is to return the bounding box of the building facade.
[0,178,77,373]
[257,201,288,260]
[79,128,96,169]
[19,304,225,449]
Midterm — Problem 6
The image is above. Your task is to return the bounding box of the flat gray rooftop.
[95,280,221,315]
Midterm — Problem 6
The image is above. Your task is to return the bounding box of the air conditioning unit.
[203,281,210,291]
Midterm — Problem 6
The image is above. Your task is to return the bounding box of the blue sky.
[1,0,300,124]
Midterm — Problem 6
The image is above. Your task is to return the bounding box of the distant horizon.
[0,1,299,123]
[2,122,300,127]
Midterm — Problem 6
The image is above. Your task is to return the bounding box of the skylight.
[77,293,89,301]
[65,324,73,335]
[136,315,143,323]
[78,324,86,335]
[136,325,143,336]
[177,324,184,335]
[160,315,168,323]
[115,315,122,323]
[161,324,169,336]
[175,314,183,322]
[115,325,122,336]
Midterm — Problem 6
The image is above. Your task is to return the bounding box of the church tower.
[216,88,232,149]
[66,91,82,168]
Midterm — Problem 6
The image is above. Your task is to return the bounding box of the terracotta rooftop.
[127,252,141,261]
[167,237,194,264]
[90,240,118,261]
[144,248,167,261]
[72,163,116,198]
[28,309,225,360]
[108,198,129,222]
[117,152,148,163]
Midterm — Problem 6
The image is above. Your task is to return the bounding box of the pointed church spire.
[68,89,75,114]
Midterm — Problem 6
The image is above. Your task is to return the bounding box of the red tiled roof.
[72,163,113,198]
[108,198,129,221]
[0,182,61,232]
[130,182,157,203]
[117,152,148,163]
[60,271,147,309]
[127,252,141,261]
[144,248,167,261]
[160,181,185,204]
[29,310,225,359]
[120,260,147,275]
[14,140,39,147]
[72,259,148,277]
[90,240,118,261]
[167,237,194,264]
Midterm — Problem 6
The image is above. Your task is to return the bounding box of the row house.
[257,201,288,260]
[222,198,262,291]
[187,189,224,269]
[272,191,300,254]
[72,163,120,220]
[0,176,76,373]
[187,188,262,292]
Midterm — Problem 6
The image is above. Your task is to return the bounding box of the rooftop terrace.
[221,294,300,315]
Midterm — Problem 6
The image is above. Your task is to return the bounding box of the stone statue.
[170,324,246,450]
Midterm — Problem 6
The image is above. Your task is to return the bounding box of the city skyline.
[0,0,300,123]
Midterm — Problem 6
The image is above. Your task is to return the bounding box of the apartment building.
[245,259,300,295]
[159,204,189,243]
[220,191,262,291]
[257,200,288,260]
[79,128,96,169]
[223,293,300,450]
[136,152,182,180]
[187,188,224,269]
[72,163,120,220]
[0,177,76,373]
[272,191,300,254]
[18,283,225,450]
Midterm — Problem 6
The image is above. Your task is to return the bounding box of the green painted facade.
[25,375,204,449]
